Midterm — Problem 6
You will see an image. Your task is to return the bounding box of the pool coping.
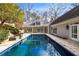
[0,33,31,55]
[46,34,79,56]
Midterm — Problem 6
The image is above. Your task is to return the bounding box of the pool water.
[2,34,74,56]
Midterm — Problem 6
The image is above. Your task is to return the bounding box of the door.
[70,24,79,41]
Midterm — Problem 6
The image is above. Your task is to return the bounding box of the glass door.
[70,24,78,41]
[72,26,77,39]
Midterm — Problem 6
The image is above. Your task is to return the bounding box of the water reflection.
[2,35,61,56]
[25,39,61,56]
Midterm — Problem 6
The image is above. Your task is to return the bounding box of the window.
[37,28,43,33]
[53,28,57,34]
[37,28,40,32]
[72,26,77,38]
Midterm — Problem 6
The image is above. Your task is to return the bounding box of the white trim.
[51,16,79,27]
[69,24,79,41]
[25,25,48,27]
[48,26,49,33]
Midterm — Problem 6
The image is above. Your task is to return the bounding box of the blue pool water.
[1,34,74,56]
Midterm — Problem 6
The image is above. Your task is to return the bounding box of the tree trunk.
[0,20,6,25]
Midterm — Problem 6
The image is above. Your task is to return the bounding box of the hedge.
[0,25,20,43]
[3,25,19,35]
[0,28,9,43]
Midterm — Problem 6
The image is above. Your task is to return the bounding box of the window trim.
[71,25,77,38]
[70,24,79,41]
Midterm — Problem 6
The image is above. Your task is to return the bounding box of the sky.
[17,3,75,22]
[17,3,50,12]
[17,3,73,11]
[17,3,74,17]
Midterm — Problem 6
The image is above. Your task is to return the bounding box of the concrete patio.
[47,34,79,56]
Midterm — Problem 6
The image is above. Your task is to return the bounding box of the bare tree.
[71,3,79,7]
[42,11,49,23]
[43,11,47,20]
[26,3,32,21]
[30,11,40,21]
[49,3,67,21]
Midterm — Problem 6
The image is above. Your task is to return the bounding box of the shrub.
[0,28,9,43]
[3,25,19,35]
[9,36,16,41]
[9,27,19,35]
[0,25,19,43]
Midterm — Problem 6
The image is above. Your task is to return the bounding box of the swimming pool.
[1,34,74,56]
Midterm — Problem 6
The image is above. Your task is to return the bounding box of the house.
[50,6,79,41]
[23,10,50,33]
[23,19,49,33]
[23,22,49,33]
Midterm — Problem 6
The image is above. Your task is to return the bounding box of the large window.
[72,26,77,38]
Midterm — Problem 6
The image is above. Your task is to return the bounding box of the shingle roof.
[51,6,79,25]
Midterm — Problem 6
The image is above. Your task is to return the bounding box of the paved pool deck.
[46,34,79,56]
